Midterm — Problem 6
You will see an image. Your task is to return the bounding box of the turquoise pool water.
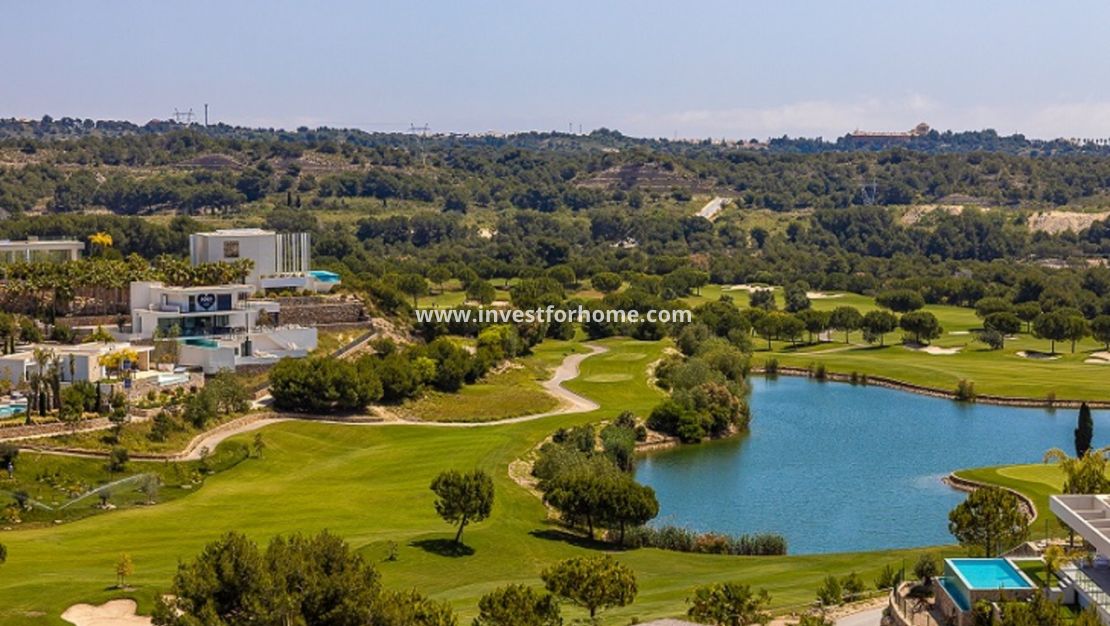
[635,376,1110,553]
[0,403,26,418]
[949,559,1033,589]
[182,337,218,348]
[309,270,340,282]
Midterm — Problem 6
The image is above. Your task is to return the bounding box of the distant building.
[847,122,931,145]
[127,280,316,373]
[0,341,153,386]
[189,228,340,293]
[0,238,84,264]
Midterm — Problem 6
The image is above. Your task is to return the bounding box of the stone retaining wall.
[276,296,366,326]
[756,367,1110,409]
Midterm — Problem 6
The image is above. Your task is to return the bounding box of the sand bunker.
[727,284,767,292]
[62,599,151,626]
[1017,350,1061,361]
[905,344,962,355]
[1085,351,1110,365]
[806,291,843,299]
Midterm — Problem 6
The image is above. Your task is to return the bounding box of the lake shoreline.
[753,366,1110,409]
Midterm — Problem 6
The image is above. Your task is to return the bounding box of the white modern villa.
[189,228,340,293]
[0,341,154,386]
[0,238,84,263]
[127,281,316,373]
[1049,495,1110,623]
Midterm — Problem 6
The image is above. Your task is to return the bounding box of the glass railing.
[1063,566,1110,615]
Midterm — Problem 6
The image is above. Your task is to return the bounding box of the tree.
[466,279,496,305]
[1014,302,1042,333]
[749,289,776,311]
[948,486,1029,556]
[913,553,939,584]
[815,575,842,606]
[116,553,134,588]
[1076,402,1094,458]
[252,432,266,458]
[541,556,636,621]
[1044,447,1110,495]
[828,306,862,343]
[862,310,898,346]
[473,584,562,626]
[899,311,943,345]
[876,289,924,313]
[798,309,831,344]
[983,312,1022,347]
[784,282,811,313]
[429,469,494,546]
[1033,310,1076,354]
[591,272,622,294]
[153,530,457,626]
[1091,315,1110,350]
[427,266,452,294]
[396,273,428,307]
[686,581,772,626]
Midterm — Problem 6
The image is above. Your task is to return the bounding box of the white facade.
[189,228,338,292]
[0,342,152,387]
[127,280,317,373]
[1049,495,1110,622]
[0,238,83,264]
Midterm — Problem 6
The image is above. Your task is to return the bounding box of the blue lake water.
[634,375,1110,555]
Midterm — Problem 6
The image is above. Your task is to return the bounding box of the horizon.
[6,1,1110,140]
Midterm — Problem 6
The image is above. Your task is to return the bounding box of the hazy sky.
[4,1,1110,139]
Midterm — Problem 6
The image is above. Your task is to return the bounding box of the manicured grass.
[954,463,1071,537]
[687,287,1110,402]
[0,338,943,625]
[398,340,585,422]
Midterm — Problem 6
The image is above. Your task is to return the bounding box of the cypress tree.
[1076,402,1094,458]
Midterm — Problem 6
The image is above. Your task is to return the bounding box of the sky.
[3,0,1110,140]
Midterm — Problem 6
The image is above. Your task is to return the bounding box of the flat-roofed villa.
[0,238,84,263]
[189,228,340,293]
[1049,494,1110,623]
[0,341,154,386]
[127,280,316,373]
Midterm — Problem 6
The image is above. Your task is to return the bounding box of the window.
[223,240,240,258]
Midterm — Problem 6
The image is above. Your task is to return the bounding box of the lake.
[634,375,1110,554]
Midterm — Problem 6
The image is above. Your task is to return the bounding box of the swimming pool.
[941,558,1037,613]
[182,337,219,348]
[309,270,341,283]
[949,558,1033,589]
[0,402,26,418]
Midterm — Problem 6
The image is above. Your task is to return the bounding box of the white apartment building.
[128,280,317,373]
[0,238,84,263]
[188,228,340,293]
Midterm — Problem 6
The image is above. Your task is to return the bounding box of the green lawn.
[687,287,1110,402]
[397,340,585,422]
[0,337,944,625]
[954,463,1071,537]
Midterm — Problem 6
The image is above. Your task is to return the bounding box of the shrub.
[955,379,977,402]
[620,525,786,556]
[816,575,843,606]
[764,357,779,375]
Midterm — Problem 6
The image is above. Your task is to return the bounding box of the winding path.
[168,344,607,459]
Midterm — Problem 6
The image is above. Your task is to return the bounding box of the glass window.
[223,240,240,258]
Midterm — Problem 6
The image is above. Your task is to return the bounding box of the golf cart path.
[173,344,608,458]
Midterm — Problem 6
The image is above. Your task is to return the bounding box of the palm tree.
[1044,448,1110,495]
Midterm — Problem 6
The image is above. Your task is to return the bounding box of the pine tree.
[1076,402,1094,458]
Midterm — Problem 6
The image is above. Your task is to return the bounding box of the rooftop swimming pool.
[948,558,1034,590]
[182,337,219,348]
[309,270,341,283]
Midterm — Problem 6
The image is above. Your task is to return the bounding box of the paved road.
[837,607,884,626]
[696,196,728,220]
